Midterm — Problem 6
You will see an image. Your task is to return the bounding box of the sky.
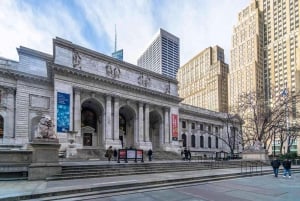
[0,0,250,66]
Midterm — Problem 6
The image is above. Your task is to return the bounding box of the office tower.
[229,0,264,113]
[137,28,180,78]
[231,0,300,154]
[177,46,229,112]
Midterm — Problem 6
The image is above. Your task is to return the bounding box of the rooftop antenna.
[114,24,117,52]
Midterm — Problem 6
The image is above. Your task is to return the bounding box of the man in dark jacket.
[147,149,153,161]
[282,158,292,178]
[271,157,281,177]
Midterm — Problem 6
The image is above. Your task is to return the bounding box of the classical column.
[144,104,150,142]
[164,108,169,144]
[6,89,15,138]
[138,102,144,142]
[113,97,119,140]
[187,121,191,148]
[105,95,112,140]
[73,89,81,136]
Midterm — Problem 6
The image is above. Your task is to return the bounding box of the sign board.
[172,114,178,140]
[57,92,70,132]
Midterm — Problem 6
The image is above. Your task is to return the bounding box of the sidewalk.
[0,161,298,200]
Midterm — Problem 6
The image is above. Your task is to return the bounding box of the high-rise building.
[229,0,264,112]
[137,28,180,78]
[230,0,300,154]
[177,46,229,112]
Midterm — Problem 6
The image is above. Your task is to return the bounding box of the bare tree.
[237,90,300,154]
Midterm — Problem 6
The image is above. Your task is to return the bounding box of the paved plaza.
[0,161,299,201]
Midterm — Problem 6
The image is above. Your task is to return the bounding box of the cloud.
[0,0,91,61]
[0,0,250,66]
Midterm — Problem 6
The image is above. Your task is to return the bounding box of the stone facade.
[0,38,239,157]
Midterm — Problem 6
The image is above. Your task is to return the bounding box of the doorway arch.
[149,110,162,149]
[81,98,103,147]
[119,105,136,148]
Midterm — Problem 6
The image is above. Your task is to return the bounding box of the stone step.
[14,169,286,201]
[47,161,265,181]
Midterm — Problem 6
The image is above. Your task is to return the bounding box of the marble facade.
[0,38,239,156]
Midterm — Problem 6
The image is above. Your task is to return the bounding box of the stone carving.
[244,140,264,152]
[138,74,151,87]
[165,82,170,94]
[106,64,121,78]
[35,115,57,139]
[72,50,81,69]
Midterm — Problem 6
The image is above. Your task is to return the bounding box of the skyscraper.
[230,0,300,154]
[137,28,180,78]
[229,0,264,112]
[177,46,229,112]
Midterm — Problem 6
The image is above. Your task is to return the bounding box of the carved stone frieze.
[137,74,151,87]
[106,64,121,79]
[72,50,81,69]
[165,82,170,94]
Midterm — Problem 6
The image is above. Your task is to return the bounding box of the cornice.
[0,68,52,84]
[53,64,182,103]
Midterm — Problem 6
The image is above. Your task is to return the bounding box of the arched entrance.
[149,110,162,150]
[119,105,135,148]
[182,133,187,148]
[81,98,103,147]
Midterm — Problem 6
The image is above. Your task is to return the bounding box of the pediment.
[81,126,95,133]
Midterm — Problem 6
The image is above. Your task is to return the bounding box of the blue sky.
[0,0,249,66]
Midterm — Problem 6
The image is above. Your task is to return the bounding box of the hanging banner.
[57,92,70,132]
[172,114,178,140]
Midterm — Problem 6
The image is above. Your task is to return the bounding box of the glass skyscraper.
[137,28,180,79]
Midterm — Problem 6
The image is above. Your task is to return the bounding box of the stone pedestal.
[28,139,61,180]
[242,150,269,161]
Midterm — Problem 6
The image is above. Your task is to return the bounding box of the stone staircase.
[46,160,267,181]
[65,149,181,161]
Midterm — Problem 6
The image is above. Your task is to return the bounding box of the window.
[215,127,219,133]
[208,126,211,133]
[216,136,219,149]
[191,123,195,129]
[200,136,204,148]
[182,121,186,128]
[200,124,204,131]
[208,136,212,148]
[191,135,195,148]
[0,115,3,138]
[182,133,187,147]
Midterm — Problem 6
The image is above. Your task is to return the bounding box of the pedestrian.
[184,148,188,161]
[187,149,192,161]
[113,148,118,161]
[106,146,114,162]
[271,157,281,177]
[147,149,153,161]
[282,158,292,178]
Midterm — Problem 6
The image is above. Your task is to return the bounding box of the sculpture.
[35,115,57,139]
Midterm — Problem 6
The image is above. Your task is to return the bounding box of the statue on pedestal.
[35,115,57,139]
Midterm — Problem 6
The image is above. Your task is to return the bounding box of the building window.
[215,127,218,133]
[0,115,3,138]
[200,136,204,148]
[191,135,195,148]
[182,133,187,147]
[182,121,186,128]
[208,125,211,133]
[216,136,219,149]
[200,124,204,131]
[191,123,195,129]
[208,136,212,148]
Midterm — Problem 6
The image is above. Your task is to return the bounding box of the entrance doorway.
[149,110,162,149]
[119,106,135,148]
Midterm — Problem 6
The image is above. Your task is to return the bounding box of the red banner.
[172,114,178,140]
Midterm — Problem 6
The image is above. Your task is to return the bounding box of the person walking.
[113,148,118,161]
[147,149,153,161]
[187,149,192,161]
[184,148,188,161]
[271,157,281,177]
[282,158,292,178]
[106,146,114,162]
